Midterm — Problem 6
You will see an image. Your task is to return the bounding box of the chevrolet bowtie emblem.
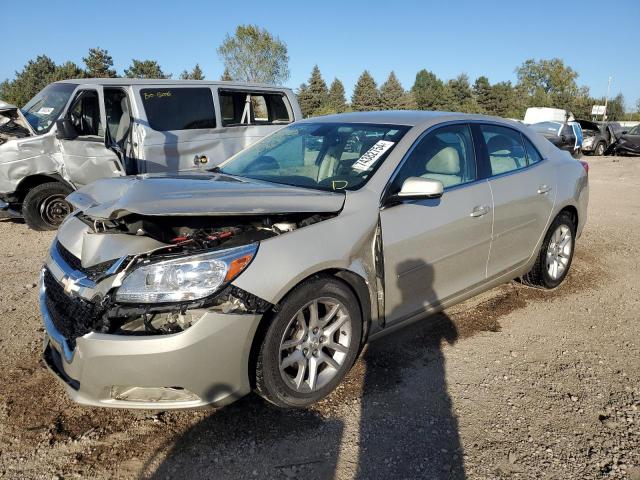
[61,276,80,295]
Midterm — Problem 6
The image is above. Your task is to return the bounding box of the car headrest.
[487,135,513,155]
[426,146,460,174]
[120,97,129,115]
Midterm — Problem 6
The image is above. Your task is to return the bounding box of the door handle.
[470,205,490,217]
[537,185,552,194]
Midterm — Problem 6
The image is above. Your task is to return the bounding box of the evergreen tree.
[180,64,205,80]
[0,55,58,106]
[327,78,347,113]
[83,47,116,78]
[380,71,405,110]
[447,73,477,112]
[220,68,233,81]
[297,65,329,117]
[50,62,86,82]
[411,69,447,110]
[124,59,170,79]
[473,76,492,113]
[351,70,380,111]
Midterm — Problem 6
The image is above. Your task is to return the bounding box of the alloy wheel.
[278,297,352,393]
[546,224,572,280]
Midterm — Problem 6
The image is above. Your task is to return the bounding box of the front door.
[380,123,493,325]
[59,86,125,187]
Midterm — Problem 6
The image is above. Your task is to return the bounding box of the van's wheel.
[22,182,73,231]
[522,211,576,289]
[255,277,362,408]
[595,142,606,156]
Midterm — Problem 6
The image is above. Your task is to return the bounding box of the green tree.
[124,59,170,79]
[327,78,347,113]
[220,68,233,81]
[50,61,86,82]
[447,73,478,112]
[516,58,580,110]
[605,93,625,120]
[180,64,205,80]
[83,47,116,78]
[351,70,380,111]
[297,65,329,117]
[217,24,289,85]
[380,71,405,110]
[636,98,640,114]
[411,69,447,110]
[0,55,58,106]
[473,76,492,114]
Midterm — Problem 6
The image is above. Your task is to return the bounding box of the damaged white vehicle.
[40,112,588,409]
[0,80,301,230]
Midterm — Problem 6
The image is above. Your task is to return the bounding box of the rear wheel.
[595,142,606,156]
[522,211,576,289]
[255,277,362,408]
[22,182,73,231]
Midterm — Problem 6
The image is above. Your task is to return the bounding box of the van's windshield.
[219,122,410,191]
[21,83,77,134]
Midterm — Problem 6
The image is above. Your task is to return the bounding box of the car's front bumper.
[40,270,262,410]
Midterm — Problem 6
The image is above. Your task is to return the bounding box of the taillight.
[579,160,589,174]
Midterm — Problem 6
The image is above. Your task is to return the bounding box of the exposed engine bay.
[51,211,335,340]
[0,109,32,145]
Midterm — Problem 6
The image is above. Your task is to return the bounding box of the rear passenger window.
[219,91,292,126]
[394,124,476,189]
[479,125,527,176]
[523,136,543,164]
[140,88,216,131]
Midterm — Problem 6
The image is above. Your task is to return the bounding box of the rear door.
[476,124,556,278]
[59,86,125,187]
[380,123,493,324]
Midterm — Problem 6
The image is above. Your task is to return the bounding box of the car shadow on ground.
[145,260,466,479]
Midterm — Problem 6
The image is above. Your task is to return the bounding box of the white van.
[0,79,302,230]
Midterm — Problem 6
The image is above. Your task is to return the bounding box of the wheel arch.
[558,204,579,230]
[15,174,75,202]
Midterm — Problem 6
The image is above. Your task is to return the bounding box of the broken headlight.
[115,244,257,303]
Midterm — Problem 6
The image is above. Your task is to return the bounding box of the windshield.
[628,125,640,135]
[20,83,77,133]
[219,122,410,191]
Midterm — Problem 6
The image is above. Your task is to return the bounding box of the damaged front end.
[44,209,335,350]
[0,101,33,145]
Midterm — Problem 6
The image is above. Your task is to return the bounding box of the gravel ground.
[0,155,638,480]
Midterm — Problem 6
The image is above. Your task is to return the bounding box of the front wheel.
[22,182,73,231]
[522,211,576,289]
[255,277,362,408]
[595,142,606,156]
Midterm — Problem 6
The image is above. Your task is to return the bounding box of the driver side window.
[393,124,477,191]
[68,90,103,138]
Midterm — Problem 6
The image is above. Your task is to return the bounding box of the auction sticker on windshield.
[352,140,395,172]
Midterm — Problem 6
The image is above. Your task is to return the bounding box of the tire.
[522,211,576,289]
[22,182,74,231]
[595,142,606,156]
[255,276,362,408]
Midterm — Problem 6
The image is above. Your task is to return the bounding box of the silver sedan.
[41,111,589,409]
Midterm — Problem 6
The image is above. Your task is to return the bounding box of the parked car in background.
[577,119,614,156]
[40,111,588,410]
[0,79,302,230]
[528,121,583,157]
[607,123,640,156]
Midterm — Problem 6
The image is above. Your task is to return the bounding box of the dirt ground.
[0,156,638,480]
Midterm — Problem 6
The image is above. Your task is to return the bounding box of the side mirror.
[621,130,628,135]
[55,118,78,140]
[386,177,444,205]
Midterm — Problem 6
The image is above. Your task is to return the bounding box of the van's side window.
[219,91,292,127]
[140,88,216,131]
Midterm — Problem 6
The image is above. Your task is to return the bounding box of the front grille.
[55,242,114,281]
[43,269,107,348]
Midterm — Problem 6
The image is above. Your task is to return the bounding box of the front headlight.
[115,244,257,303]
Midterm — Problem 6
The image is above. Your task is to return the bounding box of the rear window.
[219,90,291,127]
[140,88,216,131]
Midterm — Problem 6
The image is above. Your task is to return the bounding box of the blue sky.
[1,0,638,109]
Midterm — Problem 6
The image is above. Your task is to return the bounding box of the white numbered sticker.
[352,140,395,172]
[36,107,54,115]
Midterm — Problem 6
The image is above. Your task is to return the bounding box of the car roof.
[53,78,292,91]
[298,110,525,129]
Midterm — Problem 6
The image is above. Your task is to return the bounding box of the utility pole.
[603,76,612,121]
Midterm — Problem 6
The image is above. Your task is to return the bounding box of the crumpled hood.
[0,101,34,137]
[67,172,346,219]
